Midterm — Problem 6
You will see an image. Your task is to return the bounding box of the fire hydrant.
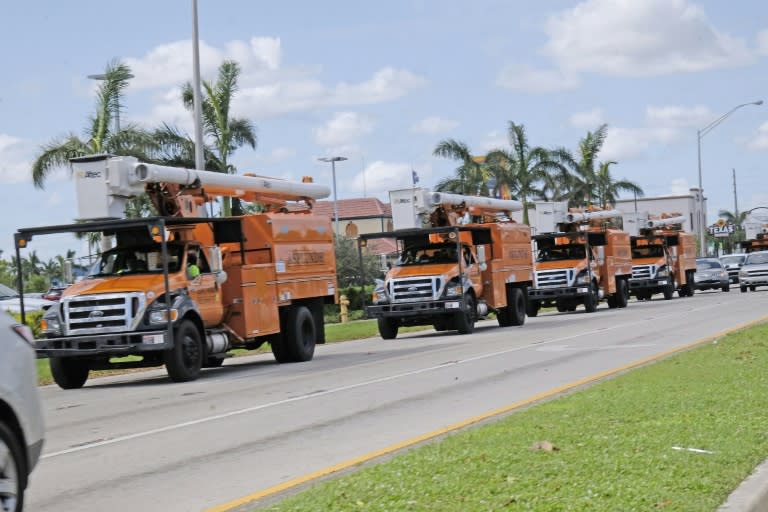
[339,294,350,323]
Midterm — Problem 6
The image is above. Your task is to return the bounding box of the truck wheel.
[583,282,598,313]
[378,318,399,339]
[455,294,476,334]
[0,420,25,512]
[50,357,90,389]
[722,283,730,292]
[741,285,748,293]
[508,288,526,326]
[617,279,629,308]
[663,278,675,300]
[164,320,203,382]
[526,300,540,317]
[750,286,756,292]
[284,306,316,362]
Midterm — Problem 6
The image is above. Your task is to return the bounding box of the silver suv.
[720,253,746,284]
[739,251,768,292]
[0,312,45,512]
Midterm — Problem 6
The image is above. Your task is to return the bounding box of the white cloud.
[479,130,509,153]
[544,0,753,77]
[670,178,691,195]
[333,68,427,105]
[747,121,768,150]
[495,65,580,93]
[314,112,374,147]
[255,147,297,164]
[411,116,459,135]
[757,30,768,56]
[0,134,32,185]
[350,161,417,196]
[569,109,605,129]
[645,105,711,128]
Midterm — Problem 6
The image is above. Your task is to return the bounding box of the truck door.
[462,245,483,290]
[186,246,225,326]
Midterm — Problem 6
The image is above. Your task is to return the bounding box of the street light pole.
[696,100,763,256]
[318,156,348,237]
[191,0,205,171]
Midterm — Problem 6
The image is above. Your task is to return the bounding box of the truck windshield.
[397,244,460,266]
[631,245,665,258]
[89,244,185,277]
[537,244,586,262]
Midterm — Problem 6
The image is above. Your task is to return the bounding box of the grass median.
[256,322,768,511]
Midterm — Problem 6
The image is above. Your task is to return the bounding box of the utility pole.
[733,168,739,221]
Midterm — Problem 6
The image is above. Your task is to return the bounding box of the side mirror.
[209,246,223,273]
[476,246,488,271]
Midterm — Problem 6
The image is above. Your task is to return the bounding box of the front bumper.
[366,298,467,319]
[528,286,589,300]
[628,278,668,291]
[694,278,728,290]
[35,330,170,358]
[739,277,768,287]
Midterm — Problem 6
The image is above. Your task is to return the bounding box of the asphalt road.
[26,289,768,512]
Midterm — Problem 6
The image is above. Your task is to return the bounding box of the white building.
[614,189,706,241]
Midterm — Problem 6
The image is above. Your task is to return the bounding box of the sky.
[2,0,768,260]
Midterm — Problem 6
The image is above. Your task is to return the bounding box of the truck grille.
[632,265,655,279]
[744,269,768,278]
[389,277,442,303]
[535,269,573,288]
[62,292,146,335]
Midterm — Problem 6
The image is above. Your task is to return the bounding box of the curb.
[719,457,768,511]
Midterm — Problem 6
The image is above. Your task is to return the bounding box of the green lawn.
[258,323,768,511]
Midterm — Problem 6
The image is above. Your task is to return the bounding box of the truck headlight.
[148,308,179,325]
[41,316,61,335]
[656,266,669,277]
[372,290,389,304]
[739,270,748,278]
[575,271,590,285]
[445,282,463,297]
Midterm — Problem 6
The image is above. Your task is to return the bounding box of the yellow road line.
[207,314,768,512]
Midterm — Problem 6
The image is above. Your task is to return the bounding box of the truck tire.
[50,357,90,389]
[508,288,526,326]
[583,282,598,313]
[0,420,25,512]
[662,277,675,300]
[164,320,203,382]
[526,300,540,317]
[741,285,748,293]
[378,318,399,339]
[616,279,629,308]
[722,283,730,292]
[284,306,316,362]
[499,288,525,327]
[455,294,476,334]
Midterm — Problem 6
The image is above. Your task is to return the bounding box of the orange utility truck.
[15,155,338,389]
[527,206,632,315]
[359,189,533,339]
[740,215,768,253]
[624,212,697,300]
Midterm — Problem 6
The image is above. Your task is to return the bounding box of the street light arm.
[699,101,764,139]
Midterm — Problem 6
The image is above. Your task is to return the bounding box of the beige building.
[312,198,396,255]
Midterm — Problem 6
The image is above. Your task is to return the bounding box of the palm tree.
[182,60,257,216]
[593,161,643,209]
[31,60,158,188]
[556,124,642,208]
[433,139,487,195]
[718,208,749,252]
[484,122,570,225]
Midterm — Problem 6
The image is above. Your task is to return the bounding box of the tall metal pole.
[695,100,763,257]
[318,156,347,237]
[191,0,205,171]
[697,129,705,256]
[331,160,339,236]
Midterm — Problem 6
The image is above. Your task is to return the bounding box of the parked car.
[739,250,768,292]
[0,312,45,512]
[720,253,746,284]
[0,284,53,314]
[693,258,730,291]
[42,284,69,302]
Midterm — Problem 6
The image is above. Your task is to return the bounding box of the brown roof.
[366,237,398,256]
[311,197,392,220]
